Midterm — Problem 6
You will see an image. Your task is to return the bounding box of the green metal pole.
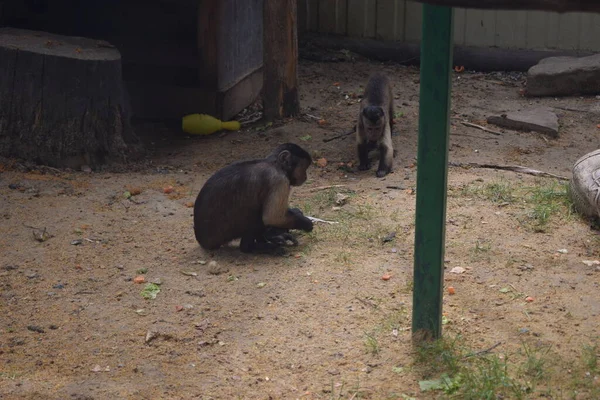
[412,4,454,341]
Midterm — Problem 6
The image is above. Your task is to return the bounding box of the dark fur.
[356,72,395,178]
[194,143,314,253]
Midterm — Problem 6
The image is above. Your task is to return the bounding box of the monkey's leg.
[262,227,299,246]
[376,132,394,178]
[240,235,258,253]
[357,140,371,171]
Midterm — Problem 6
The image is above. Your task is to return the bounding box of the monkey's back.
[193,160,277,249]
[363,72,392,107]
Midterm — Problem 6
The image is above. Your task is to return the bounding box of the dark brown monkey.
[194,143,314,253]
[356,72,395,178]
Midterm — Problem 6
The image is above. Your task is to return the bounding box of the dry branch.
[460,121,503,136]
[450,162,569,180]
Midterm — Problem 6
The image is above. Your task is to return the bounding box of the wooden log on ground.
[0,28,142,169]
[300,33,594,72]
[412,0,600,13]
[263,0,300,120]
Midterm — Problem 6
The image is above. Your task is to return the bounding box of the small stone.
[81,165,92,173]
[335,193,348,205]
[449,266,466,274]
[27,325,45,333]
[487,108,558,137]
[207,260,228,275]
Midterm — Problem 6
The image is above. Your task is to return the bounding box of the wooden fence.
[298,0,600,51]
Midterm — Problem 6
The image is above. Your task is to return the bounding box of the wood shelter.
[0,0,264,122]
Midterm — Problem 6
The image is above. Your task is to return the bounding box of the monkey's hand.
[296,216,314,232]
[286,208,313,232]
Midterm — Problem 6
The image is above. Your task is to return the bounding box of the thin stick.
[323,127,356,143]
[239,113,263,125]
[449,162,569,180]
[451,132,500,141]
[308,184,347,192]
[306,216,339,224]
[461,121,502,136]
[463,342,502,359]
[305,113,321,120]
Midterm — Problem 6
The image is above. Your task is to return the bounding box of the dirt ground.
[2,54,600,400]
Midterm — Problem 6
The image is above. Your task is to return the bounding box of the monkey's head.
[270,143,312,186]
[361,106,386,141]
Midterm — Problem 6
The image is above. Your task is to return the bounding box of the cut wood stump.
[0,28,142,169]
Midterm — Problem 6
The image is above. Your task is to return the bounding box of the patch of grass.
[470,238,492,261]
[333,250,354,265]
[364,332,380,355]
[415,336,463,377]
[484,181,515,203]
[521,181,572,232]
[582,343,599,372]
[457,179,515,204]
[413,337,565,399]
[520,341,551,381]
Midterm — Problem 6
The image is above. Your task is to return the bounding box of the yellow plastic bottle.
[182,114,241,135]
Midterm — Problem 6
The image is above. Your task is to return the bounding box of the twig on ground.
[452,133,500,141]
[323,127,356,143]
[461,121,503,136]
[306,216,339,224]
[308,184,347,192]
[239,113,263,125]
[449,162,568,180]
[463,342,502,359]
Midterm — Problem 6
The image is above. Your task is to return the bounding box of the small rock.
[207,260,228,275]
[449,266,466,274]
[52,283,65,289]
[335,193,348,205]
[27,325,45,333]
[391,247,398,253]
[71,239,83,245]
[316,158,328,168]
[382,232,396,243]
[91,365,110,372]
[133,276,145,284]
[175,305,184,312]
[582,260,600,266]
[150,278,163,285]
[557,248,568,254]
[487,108,558,137]
[25,271,38,279]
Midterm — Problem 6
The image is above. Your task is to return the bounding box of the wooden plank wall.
[298,0,600,51]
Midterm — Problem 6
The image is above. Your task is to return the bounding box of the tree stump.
[0,28,142,169]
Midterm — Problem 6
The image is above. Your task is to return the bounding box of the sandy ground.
[2,55,600,399]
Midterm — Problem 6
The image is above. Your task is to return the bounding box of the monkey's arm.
[262,184,313,232]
